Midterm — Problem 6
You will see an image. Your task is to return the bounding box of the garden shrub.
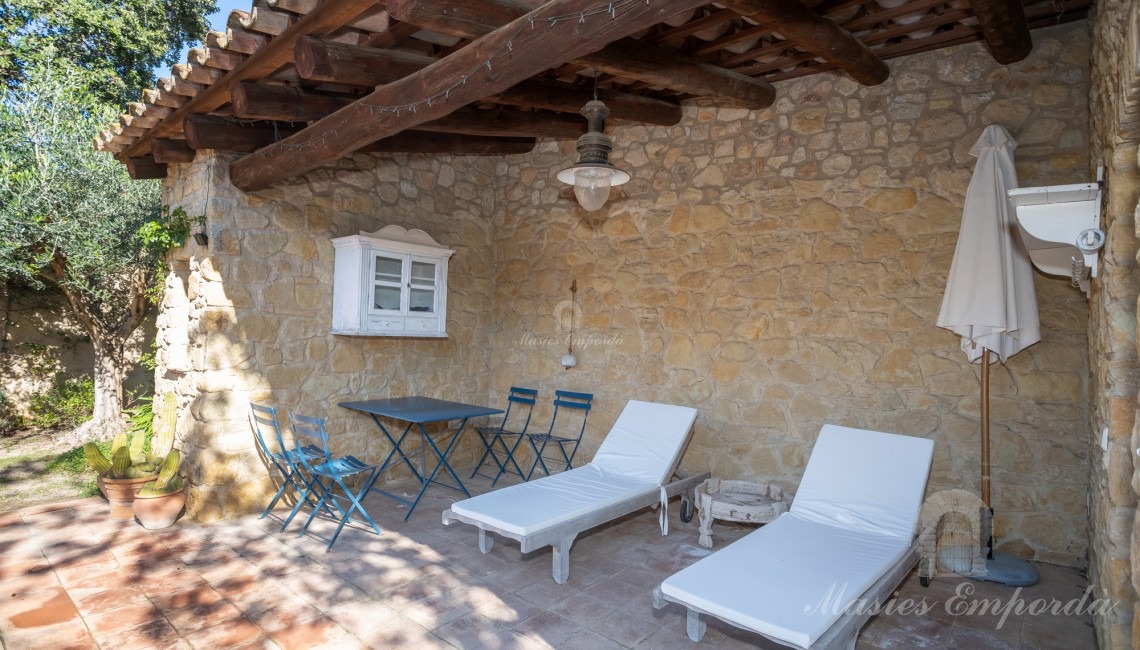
[27,377,95,429]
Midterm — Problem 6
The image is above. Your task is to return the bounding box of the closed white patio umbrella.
[936,124,1040,586]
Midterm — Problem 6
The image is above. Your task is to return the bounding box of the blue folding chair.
[524,391,594,480]
[282,413,382,552]
[470,386,538,486]
[249,403,324,527]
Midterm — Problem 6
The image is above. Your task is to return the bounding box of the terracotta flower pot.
[131,488,187,530]
[97,475,155,519]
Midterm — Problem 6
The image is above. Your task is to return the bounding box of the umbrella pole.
[980,347,991,510]
[973,347,1036,585]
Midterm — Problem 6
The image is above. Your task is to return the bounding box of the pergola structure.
[95,0,1089,190]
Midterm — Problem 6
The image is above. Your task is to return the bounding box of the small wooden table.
[696,478,789,548]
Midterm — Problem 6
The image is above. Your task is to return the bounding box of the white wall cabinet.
[331,225,454,337]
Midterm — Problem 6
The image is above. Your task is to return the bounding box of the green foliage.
[138,207,197,303]
[125,396,154,450]
[0,56,162,306]
[0,388,22,434]
[0,0,217,105]
[26,377,94,429]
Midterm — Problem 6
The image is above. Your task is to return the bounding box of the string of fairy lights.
[253,0,662,155]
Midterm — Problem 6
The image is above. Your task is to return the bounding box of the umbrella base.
[965,551,1039,587]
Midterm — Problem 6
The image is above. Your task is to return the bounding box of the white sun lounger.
[442,400,709,583]
[653,424,934,649]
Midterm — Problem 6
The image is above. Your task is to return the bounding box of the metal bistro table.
[339,396,502,521]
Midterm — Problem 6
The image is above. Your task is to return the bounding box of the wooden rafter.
[230,0,715,191]
[718,0,889,86]
[387,0,776,109]
[968,0,1033,64]
[117,0,382,162]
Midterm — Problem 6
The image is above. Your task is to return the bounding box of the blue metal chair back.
[544,390,593,442]
[471,386,539,484]
[499,386,539,434]
[250,402,287,460]
[250,402,324,524]
[525,390,594,480]
[284,411,382,551]
[289,412,332,471]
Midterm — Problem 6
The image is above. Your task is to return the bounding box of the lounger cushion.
[791,425,934,539]
[449,465,657,537]
[590,400,699,484]
[660,513,911,647]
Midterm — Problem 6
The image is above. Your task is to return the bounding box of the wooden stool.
[696,478,788,548]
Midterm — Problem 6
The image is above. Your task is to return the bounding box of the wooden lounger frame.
[443,470,710,583]
[651,538,921,650]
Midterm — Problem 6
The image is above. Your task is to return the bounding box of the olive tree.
[0,58,186,441]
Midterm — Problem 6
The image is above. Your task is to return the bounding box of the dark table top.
[339,396,502,424]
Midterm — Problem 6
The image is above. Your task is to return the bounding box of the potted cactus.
[83,392,184,521]
[131,451,186,529]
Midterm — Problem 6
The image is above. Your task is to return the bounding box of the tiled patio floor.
[0,477,1096,649]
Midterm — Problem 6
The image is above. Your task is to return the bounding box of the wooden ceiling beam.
[387,0,775,109]
[295,35,430,85]
[419,108,583,139]
[183,114,534,155]
[232,82,357,121]
[151,139,197,163]
[230,84,581,138]
[717,0,889,86]
[968,0,1033,64]
[293,37,683,125]
[126,156,167,180]
[185,115,302,152]
[231,0,715,190]
[118,0,382,162]
[491,77,682,126]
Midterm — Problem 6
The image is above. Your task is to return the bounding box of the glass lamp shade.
[557,164,631,212]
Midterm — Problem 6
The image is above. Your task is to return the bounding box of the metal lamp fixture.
[557,99,630,211]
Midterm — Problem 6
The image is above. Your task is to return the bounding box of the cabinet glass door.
[408,259,437,314]
[372,254,405,312]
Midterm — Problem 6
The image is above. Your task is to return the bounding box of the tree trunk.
[50,258,151,445]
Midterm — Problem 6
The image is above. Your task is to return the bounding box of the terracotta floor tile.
[513,610,584,647]
[58,567,133,590]
[136,566,208,597]
[435,612,547,650]
[182,616,265,650]
[0,586,80,631]
[244,599,325,634]
[83,601,164,635]
[0,619,97,650]
[70,585,150,617]
[92,617,182,649]
[263,616,361,650]
[150,583,225,613]
[165,598,247,635]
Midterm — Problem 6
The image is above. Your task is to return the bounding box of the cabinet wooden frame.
[331,225,454,337]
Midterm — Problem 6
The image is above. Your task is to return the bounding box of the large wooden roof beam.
[293,37,683,125]
[387,0,775,109]
[230,0,714,190]
[717,0,889,86]
[183,114,533,155]
[968,0,1033,64]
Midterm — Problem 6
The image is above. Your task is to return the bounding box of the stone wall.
[0,284,154,419]
[156,152,499,521]
[1087,0,1140,646]
[155,22,1094,569]
[489,21,1092,566]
